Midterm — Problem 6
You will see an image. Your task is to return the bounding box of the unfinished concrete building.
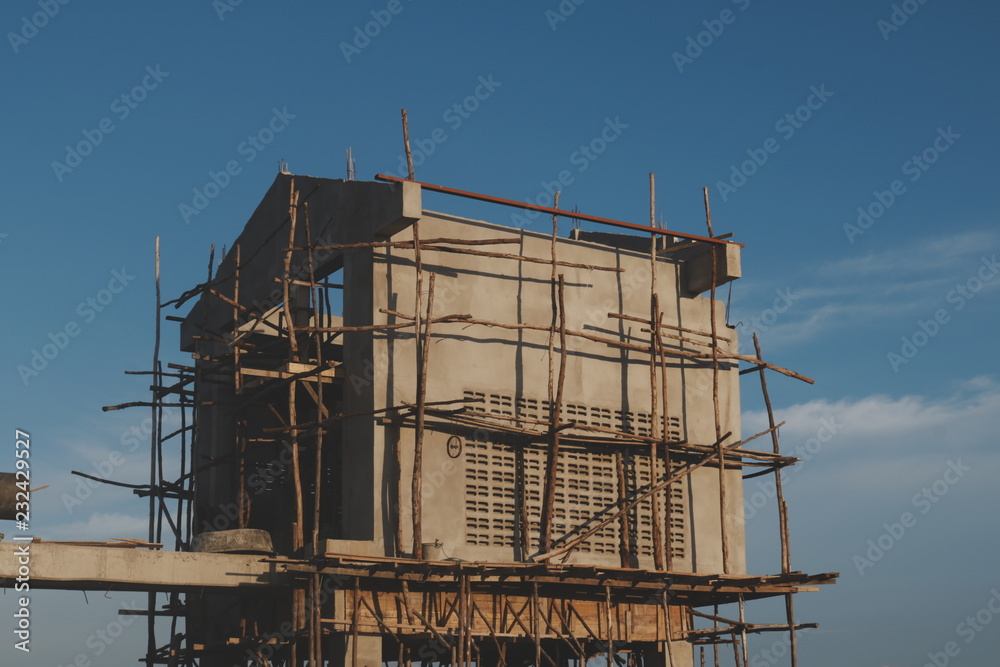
[0,170,835,666]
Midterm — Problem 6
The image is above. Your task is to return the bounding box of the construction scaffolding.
[68,158,834,666]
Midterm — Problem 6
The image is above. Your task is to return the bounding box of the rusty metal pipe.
[374,173,743,247]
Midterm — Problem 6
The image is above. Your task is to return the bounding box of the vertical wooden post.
[533,583,542,667]
[752,333,791,573]
[542,273,568,553]
[661,590,675,667]
[615,450,632,567]
[605,586,615,667]
[710,247,729,574]
[412,272,435,559]
[786,592,799,667]
[654,294,673,571]
[713,605,720,667]
[459,576,468,667]
[402,109,415,180]
[147,236,161,665]
[649,173,656,228]
[648,190,664,569]
[702,187,714,237]
[738,595,749,667]
[542,192,561,553]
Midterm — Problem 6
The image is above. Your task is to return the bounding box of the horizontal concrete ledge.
[0,543,293,593]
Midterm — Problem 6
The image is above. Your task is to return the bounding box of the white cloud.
[732,229,1000,347]
[742,377,1000,500]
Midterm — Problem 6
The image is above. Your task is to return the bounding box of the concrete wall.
[357,210,745,573]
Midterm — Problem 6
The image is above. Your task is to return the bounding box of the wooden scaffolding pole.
[752,332,799,666]
[654,294,674,571]
[283,183,306,665]
[411,270,435,559]
[401,109,414,180]
[541,193,561,553]
[541,275,568,553]
[146,236,161,665]
[648,174,665,571]
[305,202,327,666]
[710,241,730,575]
[752,333,792,573]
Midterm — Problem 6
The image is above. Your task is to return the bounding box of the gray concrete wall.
[364,210,745,573]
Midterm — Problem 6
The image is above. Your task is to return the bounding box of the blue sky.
[1,1,998,665]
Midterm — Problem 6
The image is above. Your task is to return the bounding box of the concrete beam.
[0,543,292,593]
[685,243,742,295]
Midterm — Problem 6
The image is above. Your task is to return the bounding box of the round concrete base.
[192,529,274,555]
